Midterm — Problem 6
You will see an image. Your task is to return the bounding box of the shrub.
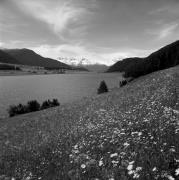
[8,99,60,117]
[8,105,18,117]
[27,100,40,112]
[41,100,51,110]
[97,80,108,94]
[8,104,28,117]
[52,99,60,106]
[119,80,127,87]
[41,99,60,110]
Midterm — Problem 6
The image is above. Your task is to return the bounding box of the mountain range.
[59,57,108,72]
[2,49,71,69]
[107,40,179,78]
[0,48,107,72]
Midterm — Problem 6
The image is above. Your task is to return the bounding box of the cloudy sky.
[0,0,179,65]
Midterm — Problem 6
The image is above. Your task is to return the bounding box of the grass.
[0,66,179,179]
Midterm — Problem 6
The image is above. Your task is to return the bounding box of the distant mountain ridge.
[107,40,179,78]
[2,48,71,69]
[81,64,108,72]
[59,57,108,72]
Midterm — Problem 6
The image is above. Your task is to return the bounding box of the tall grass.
[1,67,179,179]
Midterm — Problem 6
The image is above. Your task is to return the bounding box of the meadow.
[0,66,179,180]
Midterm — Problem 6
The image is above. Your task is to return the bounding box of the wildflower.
[175,168,179,176]
[169,148,176,152]
[124,142,130,147]
[133,173,140,179]
[167,175,175,180]
[110,153,118,158]
[81,164,86,169]
[152,167,157,171]
[136,167,142,171]
[127,164,133,171]
[138,132,142,136]
[129,161,135,165]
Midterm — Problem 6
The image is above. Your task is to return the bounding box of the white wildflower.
[129,161,135,164]
[167,175,175,180]
[170,148,176,152]
[81,164,86,169]
[136,167,142,171]
[127,164,133,171]
[133,173,140,179]
[152,167,157,171]
[110,153,118,158]
[99,160,103,166]
[175,168,179,176]
[138,132,142,136]
[124,142,130,147]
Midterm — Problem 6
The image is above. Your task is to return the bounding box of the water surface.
[0,73,122,118]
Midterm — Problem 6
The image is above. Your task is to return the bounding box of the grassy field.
[0,66,179,180]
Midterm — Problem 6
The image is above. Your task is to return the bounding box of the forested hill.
[3,48,71,69]
[0,50,19,64]
[107,40,179,78]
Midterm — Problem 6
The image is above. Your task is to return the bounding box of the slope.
[107,40,179,78]
[4,48,71,69]
[0,50,19,64]
[0,66,178,179]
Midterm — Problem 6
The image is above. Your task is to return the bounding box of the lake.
[0,73,122,118]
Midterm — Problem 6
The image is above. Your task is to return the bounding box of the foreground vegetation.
[0,66,179,179]
[0,64,21,71]
[8,99,60,117]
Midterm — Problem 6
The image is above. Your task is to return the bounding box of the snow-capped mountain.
[58,57,109,72]
[58,57,92,66]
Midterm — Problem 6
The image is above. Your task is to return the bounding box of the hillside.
[0,66,178,179]
[71,66,89,71]
[3,48,71,69]
[83,64,108,72]
[107,40,179,78]
[71,64,108,72]
[0,50,19,64]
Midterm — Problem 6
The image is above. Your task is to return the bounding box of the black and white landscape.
[0,0,179,180]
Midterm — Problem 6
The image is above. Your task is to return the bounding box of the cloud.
[147,22,178,39]
[149,3,179,15]
[13,0,95,41]
[0,42,4,48]
[30,44,151,65]
[159,23,178,39]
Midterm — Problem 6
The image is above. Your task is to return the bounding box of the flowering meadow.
[0,67,179,180]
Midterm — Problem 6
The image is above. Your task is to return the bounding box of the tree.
[52,99,60,106]
[97,80,108,94]
[27,100,40,112]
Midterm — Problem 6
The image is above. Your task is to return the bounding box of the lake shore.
[0,70,86,76]
[0,66,179,179]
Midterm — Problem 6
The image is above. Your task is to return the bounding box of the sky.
[0,0,179,65]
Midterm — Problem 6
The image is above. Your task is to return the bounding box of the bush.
[27,100,40,112]
[97,80,108,94]
[8,105,18,117]
[8,99,60,117]
[8,104,28,117]
[41,99,60,110]
[119,80,127,87]
[52,99,60,106]
[41,100,51,110]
